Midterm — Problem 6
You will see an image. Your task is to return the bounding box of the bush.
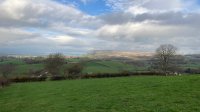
[10,76,47,83]
[0,77,10,87]
[7,72,166,83]
[49,75,66,81]
[184,68,200,74]
[67,63,83,75]
[0,64,16,77]
[81,72,164,79]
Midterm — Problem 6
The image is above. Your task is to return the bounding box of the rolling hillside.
[0,76,199,112]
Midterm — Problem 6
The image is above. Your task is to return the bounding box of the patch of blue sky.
[53,0,112,15]
[181,0,200,13]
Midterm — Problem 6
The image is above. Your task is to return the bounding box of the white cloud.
[0,0,98,28]
[95,22,199,40]
[0,0,101,55]
[0,0,200,55]
[48,35,75,43]
[0,28,38,44]
[126,6,149,15]
[94,21,200,53]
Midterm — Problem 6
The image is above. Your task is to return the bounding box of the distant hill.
[87,50,154,60]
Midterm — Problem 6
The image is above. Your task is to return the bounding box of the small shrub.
[184,68,200,74]
[10,76,47,83]
[81,72,164,79]
[0,77,10,87]
[67,63,83,75]
[0,64,16,77]
[49,75,66,81]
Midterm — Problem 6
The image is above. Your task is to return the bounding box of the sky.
[0,0,200,55]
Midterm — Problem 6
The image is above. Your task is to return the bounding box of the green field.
[82,60,146,74]
[0,75,200,112]
[1,57,199,77]
[0,59,147,77]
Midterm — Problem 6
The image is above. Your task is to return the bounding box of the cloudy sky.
[0,0,200,55]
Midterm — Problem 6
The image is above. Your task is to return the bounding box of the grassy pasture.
[82,60,142,73]
[0,59,26,65]
[0,59,147,77]
[0,75,199,112]
[0,58,199,77]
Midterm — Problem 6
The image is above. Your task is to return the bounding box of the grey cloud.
[95,22,200,40]
[93,21,200,53]
[0,0,200,55]
[100,12,134,25]
[0,0,100,29]
[133,12,200,27]
[0,28,39,45]
[100,10,200,27]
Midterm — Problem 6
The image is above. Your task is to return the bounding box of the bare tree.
[0,64,16,78]
[153,44,178,75]
[45,53,65,76]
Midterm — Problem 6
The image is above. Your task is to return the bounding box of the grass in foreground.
[0,75,200,112]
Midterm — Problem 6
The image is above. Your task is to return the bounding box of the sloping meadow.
[0,75,200,112]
